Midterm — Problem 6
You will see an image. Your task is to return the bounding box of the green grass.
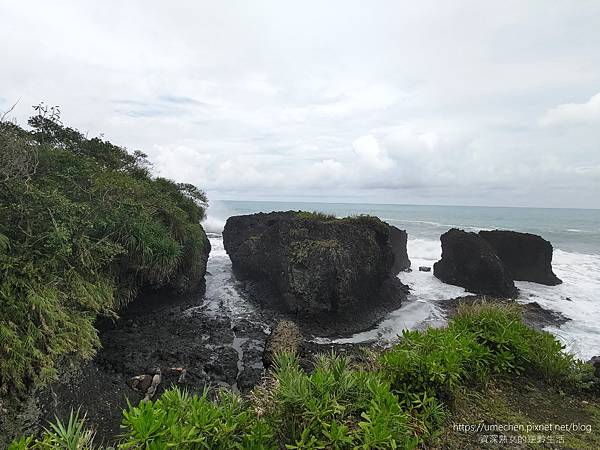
[12,302,599,449]
[440,376,600,449]
[0,112,210,395]
[8,409,94,450]
[294,211,338,221]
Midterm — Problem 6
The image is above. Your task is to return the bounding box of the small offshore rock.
[263,320,304,367]
[434,228,518,298]
[419,266,431,272]
[479,230,562,286]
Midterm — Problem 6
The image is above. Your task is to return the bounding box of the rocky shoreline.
[0,245,375,446]
[0,214,574,447]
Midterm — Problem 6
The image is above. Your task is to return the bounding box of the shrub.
[119,388,274,449]
[450,302,580,383]
[449,302,531,374]
[0,112,210,394]
[8,409,95,450]
[263,352,418,449]
[378,301,588,439]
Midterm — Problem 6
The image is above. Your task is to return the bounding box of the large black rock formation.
[388,225,411,274]
[479,230,562,286]
[223,211,408,334]
[433,228,518,298]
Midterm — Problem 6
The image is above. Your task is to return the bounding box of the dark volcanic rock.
[479,230,562,286]
[419,266,431,272]
[0,286,267,447]
[589,356,600,378]
[388,225,411,274]
[433,228,518,298]
[223,211,408,334]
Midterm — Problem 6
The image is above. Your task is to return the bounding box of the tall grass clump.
[0,108,210,394]
[119,388,274,449]
[379,301,590,414]
[8,409,95,450]
[258,352,418,449]
[450,302,581,382]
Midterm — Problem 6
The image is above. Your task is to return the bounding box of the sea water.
[203,200,600,360]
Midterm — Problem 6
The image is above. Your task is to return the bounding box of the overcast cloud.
[1,0,599,208]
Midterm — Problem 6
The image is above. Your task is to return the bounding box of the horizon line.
[211,198,600,212]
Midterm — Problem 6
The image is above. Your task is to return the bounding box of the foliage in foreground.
[0,110,210,394]
[11,303,598,449]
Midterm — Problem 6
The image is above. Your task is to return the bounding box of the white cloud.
[353,134,394,170]
[540,92,600,127]
[1,0,600,208]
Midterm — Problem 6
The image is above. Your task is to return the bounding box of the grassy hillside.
[10,302,600,449]
[0,108,210,394]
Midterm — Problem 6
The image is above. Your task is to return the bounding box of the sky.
[1,1,599,208]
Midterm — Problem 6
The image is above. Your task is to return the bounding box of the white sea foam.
[207,224,600,360]
[383,218,493,232]
[203,215,226,234]
[315,239,600,360]
[313,239,466,345]
[516,249,600,360]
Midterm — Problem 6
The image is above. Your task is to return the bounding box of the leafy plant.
[262,352,416,449]
[0,110,210,394]
[8,409,95,449]
[120,387,275,449]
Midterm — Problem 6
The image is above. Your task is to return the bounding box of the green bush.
[10,301,595,449]
[119,388,274,449]
[8,409,94,450]
[0,113,210,394]
[450,302,580,383]
[378,301,591,439]
[263,352,417,449]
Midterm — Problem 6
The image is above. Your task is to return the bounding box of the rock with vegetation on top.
[388,225,411,274]
[479,230,562,286]
[263,320,304,367]
[223,211,408,334]
[433,228,518,298]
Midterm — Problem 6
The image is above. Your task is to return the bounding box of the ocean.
[202,200,600,360]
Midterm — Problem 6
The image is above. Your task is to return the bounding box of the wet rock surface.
[223,211,408,335]
[0,286,270,446]
[0,233,388,447]
[479,230,562,286]
[434,228,518,298]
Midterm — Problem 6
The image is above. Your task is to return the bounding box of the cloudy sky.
[1,1,599,208]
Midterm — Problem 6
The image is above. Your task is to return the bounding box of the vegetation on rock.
[0,107,210,394]
[10,302,599,449]
[223,211,407,334]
